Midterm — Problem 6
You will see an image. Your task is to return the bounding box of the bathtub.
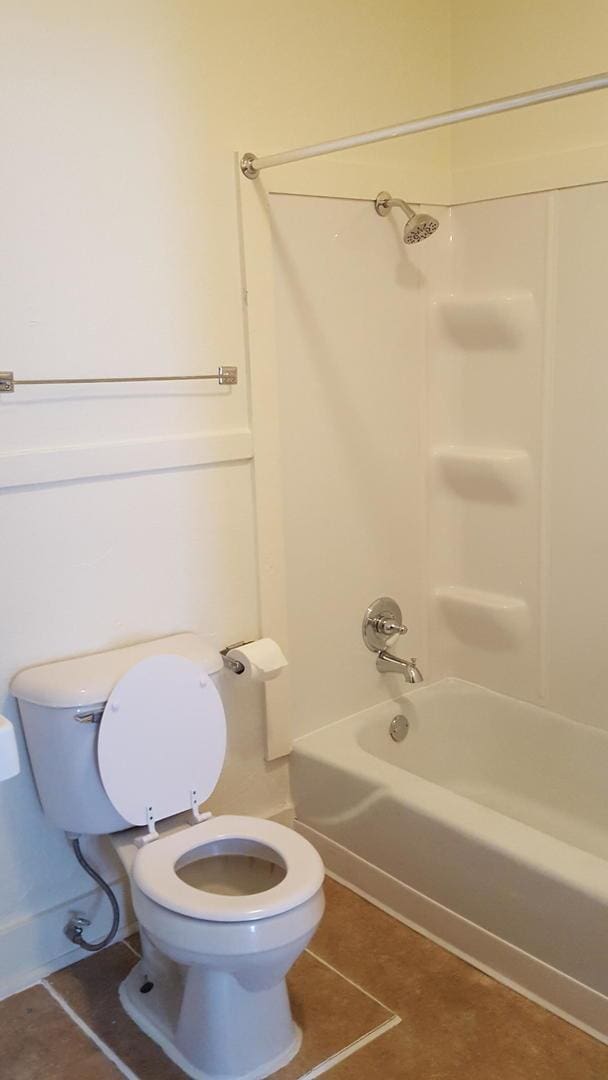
[291,678,608,1041]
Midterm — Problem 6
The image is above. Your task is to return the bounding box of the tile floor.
[1,878,607,1080]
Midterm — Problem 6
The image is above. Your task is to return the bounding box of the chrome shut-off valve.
[362,597,423,684]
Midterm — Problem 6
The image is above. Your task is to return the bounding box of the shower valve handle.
[362,597,408,653]
[376,618,407,637]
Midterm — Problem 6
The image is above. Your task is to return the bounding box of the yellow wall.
[1,0,452,380]
[204,0,452,203]
[451,1,608,202]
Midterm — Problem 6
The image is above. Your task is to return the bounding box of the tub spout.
[376,650,423,684]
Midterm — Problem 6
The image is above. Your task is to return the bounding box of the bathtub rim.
[292,677,608,900]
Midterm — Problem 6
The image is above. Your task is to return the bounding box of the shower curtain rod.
[240,71,608,178]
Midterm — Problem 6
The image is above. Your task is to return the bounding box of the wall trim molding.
[237,160,294,761]
[0,429,253,489]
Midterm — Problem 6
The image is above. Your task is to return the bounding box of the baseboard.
[296,820,608,1045]
[0,878,135,1002]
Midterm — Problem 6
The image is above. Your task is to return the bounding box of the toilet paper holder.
[220,639,288,681]
[220,641,251,675]
[221,639,290,760]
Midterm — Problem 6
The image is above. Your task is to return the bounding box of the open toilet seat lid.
[98,654,226,827]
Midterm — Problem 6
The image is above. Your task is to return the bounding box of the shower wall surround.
[430,193,548,701]
[545,184,608,731]
[434,183,608,732]
[272,182,608,735]
[270,194,450,739]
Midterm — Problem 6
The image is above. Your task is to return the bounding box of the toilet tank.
[11,634,223,836]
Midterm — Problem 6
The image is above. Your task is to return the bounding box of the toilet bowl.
[117,815,325,1080]
[11,634,325,1080]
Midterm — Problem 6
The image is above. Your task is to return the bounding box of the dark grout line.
[41,977,141,1080]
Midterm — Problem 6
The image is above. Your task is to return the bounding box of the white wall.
[0,0,452,994]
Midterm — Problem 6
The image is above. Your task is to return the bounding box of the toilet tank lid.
[10,634,223,708]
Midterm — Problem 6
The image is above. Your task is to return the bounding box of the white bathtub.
[291,678,608,1041]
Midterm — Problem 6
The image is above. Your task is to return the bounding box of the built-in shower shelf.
[435,585,529,650]
[433,290,535,349]
[433,446,531,503]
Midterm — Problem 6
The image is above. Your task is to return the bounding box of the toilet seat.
[133,815,324,922]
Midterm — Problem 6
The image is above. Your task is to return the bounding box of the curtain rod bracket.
[240,153,259,180]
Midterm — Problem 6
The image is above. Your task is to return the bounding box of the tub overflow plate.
[389,714,409,742]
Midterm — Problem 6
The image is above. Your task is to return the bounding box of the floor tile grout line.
[294,1014,402,1080]
[41,978,141,1080]
[305,947,398,1016]
[125,938,394,1014]
[122,938,141,959]
[61,936,397,1080]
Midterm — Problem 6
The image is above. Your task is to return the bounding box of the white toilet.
[11,634,325,1080]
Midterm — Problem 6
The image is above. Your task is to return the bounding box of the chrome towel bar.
[0,366,238,393]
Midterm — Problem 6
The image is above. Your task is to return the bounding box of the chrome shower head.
[402,212,439,244]
[374,191,439,245]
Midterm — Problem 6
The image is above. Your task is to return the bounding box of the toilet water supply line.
[66,837,120,951]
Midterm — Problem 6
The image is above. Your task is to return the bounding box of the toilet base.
[119,959,302,1080]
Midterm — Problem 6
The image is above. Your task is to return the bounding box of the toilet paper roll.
[0,715,20,781]
[227,638,288,682]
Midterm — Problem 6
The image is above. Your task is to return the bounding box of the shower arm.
[375,195,416,221]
